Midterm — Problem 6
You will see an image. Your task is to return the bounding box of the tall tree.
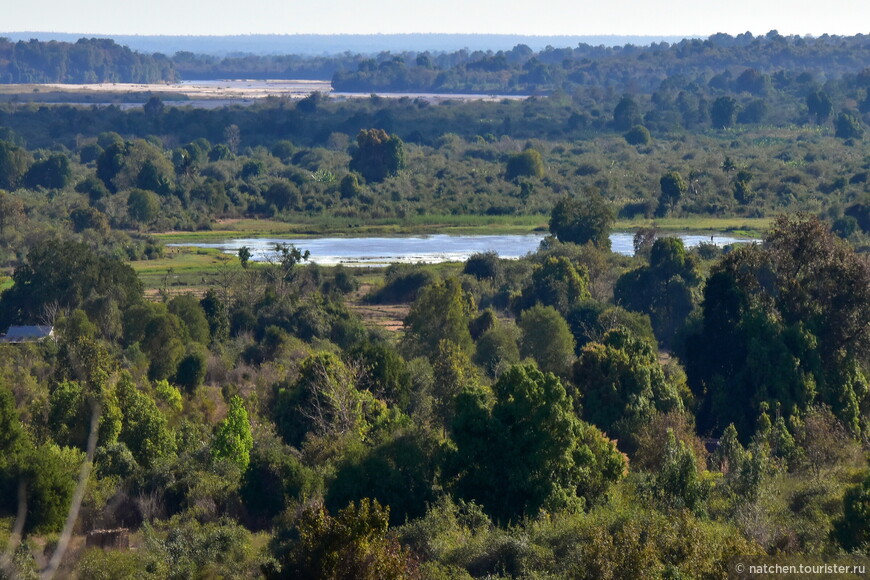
[349,128,405,182]
[549,191,615,248]
[402,278,476,359]
[687,215,870,437]
[450,364,626,522]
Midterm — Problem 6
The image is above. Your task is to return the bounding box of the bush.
[624,125,652,145]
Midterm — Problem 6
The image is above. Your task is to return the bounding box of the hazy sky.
[4,0,869,37]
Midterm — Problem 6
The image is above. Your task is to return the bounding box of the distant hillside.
[0,32,692,56]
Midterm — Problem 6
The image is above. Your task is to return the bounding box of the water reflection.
[169,233,754,266]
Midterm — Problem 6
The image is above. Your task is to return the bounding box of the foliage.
[402,278,476,359]
[505,149,544,180]
[834,470,870,551]
[648,430,711,514]
[212,395,254,471]
[549,192,615,248]
[241,429,318,526]
[326,428,442,525]
[518,304,575,378]
[518,256,591,315]
[174,348,208,392]
[614,237,699,347]
[349,129,406,182]
[274,353,364,448]
[572,328,684,447]
[657,171,687,216]
[266,498,418,579]
[450,364,626,523]
[687,215,870,438]
[624,124,652,145]
[474,320,520,378]
[0,239,142,329]
[116,372,176,468]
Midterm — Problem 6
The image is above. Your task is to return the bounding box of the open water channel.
[170,233,754,266]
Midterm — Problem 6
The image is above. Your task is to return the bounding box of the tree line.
[0,38,176,84]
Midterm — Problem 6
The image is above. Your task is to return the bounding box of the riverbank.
[151,216,771,244]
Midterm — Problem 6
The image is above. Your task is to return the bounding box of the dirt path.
[346,285,408,333]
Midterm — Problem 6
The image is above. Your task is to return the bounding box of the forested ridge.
[0,38,176,84]
[0,31,870,579]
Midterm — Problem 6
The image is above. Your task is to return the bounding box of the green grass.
[154,215,769,243]
[153,215,550,243]
[131,247,237,292]
[614,217,771,238]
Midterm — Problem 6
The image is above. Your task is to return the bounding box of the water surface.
[170,233,753,266]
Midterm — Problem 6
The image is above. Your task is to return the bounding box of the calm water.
[170,233,753,266]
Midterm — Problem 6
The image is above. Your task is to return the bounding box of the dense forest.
[0,38,176,84]
[0,33,870,579]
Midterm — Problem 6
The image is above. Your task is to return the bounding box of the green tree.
[0,140,31,190]
[200,288,229,344]
[141,311,187,381]
[432,339,479,431]
[0,189,24,234]
[264,180,301,211]
[687,216,870,437]
[265,499,416,580]
[402,278,476,359]
[548,192,615,248]
[651,430,710,514]
[241,432,317,526]
[614,237,699,347]
[474,320,521,378]
[23,153,71,189]
[573,328,684,445]
[326,428,441,525]
[70,207,109,234]
[97,139,174,193]
[711,96,738,128]
[613,94,642,131]
[174,348,208,392]
[0,239,142,329]
[116,372,176,468]
[349,128,405,182]
[505,148,544,180]
[834,470,870,551]
[127,188,160,226]
[624,124,652,145]
[212,396,254,471]
[657,171,687,216]
[519,304,575,378]
[0,384,27,513]
[806,90,833,123]
[21,443,84,533]
[339,172,364,199]
[350,342,412,409]
[519,255,591,315]
[168,294,210,345]
[835,111,864,139]
[274,353,364,448]
[451,364,626,522]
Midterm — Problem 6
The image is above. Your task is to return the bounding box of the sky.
[3,0,869,37]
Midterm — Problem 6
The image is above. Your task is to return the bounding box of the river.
[169,233,753,266]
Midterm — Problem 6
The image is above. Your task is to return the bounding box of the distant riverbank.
[0,79,529,107]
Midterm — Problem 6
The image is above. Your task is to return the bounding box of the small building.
[0,325,55,343]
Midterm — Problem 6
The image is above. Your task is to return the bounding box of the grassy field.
[614,216,771,238]
[131,246,236,297]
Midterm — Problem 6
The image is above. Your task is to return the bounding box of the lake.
[169,233,754,266]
